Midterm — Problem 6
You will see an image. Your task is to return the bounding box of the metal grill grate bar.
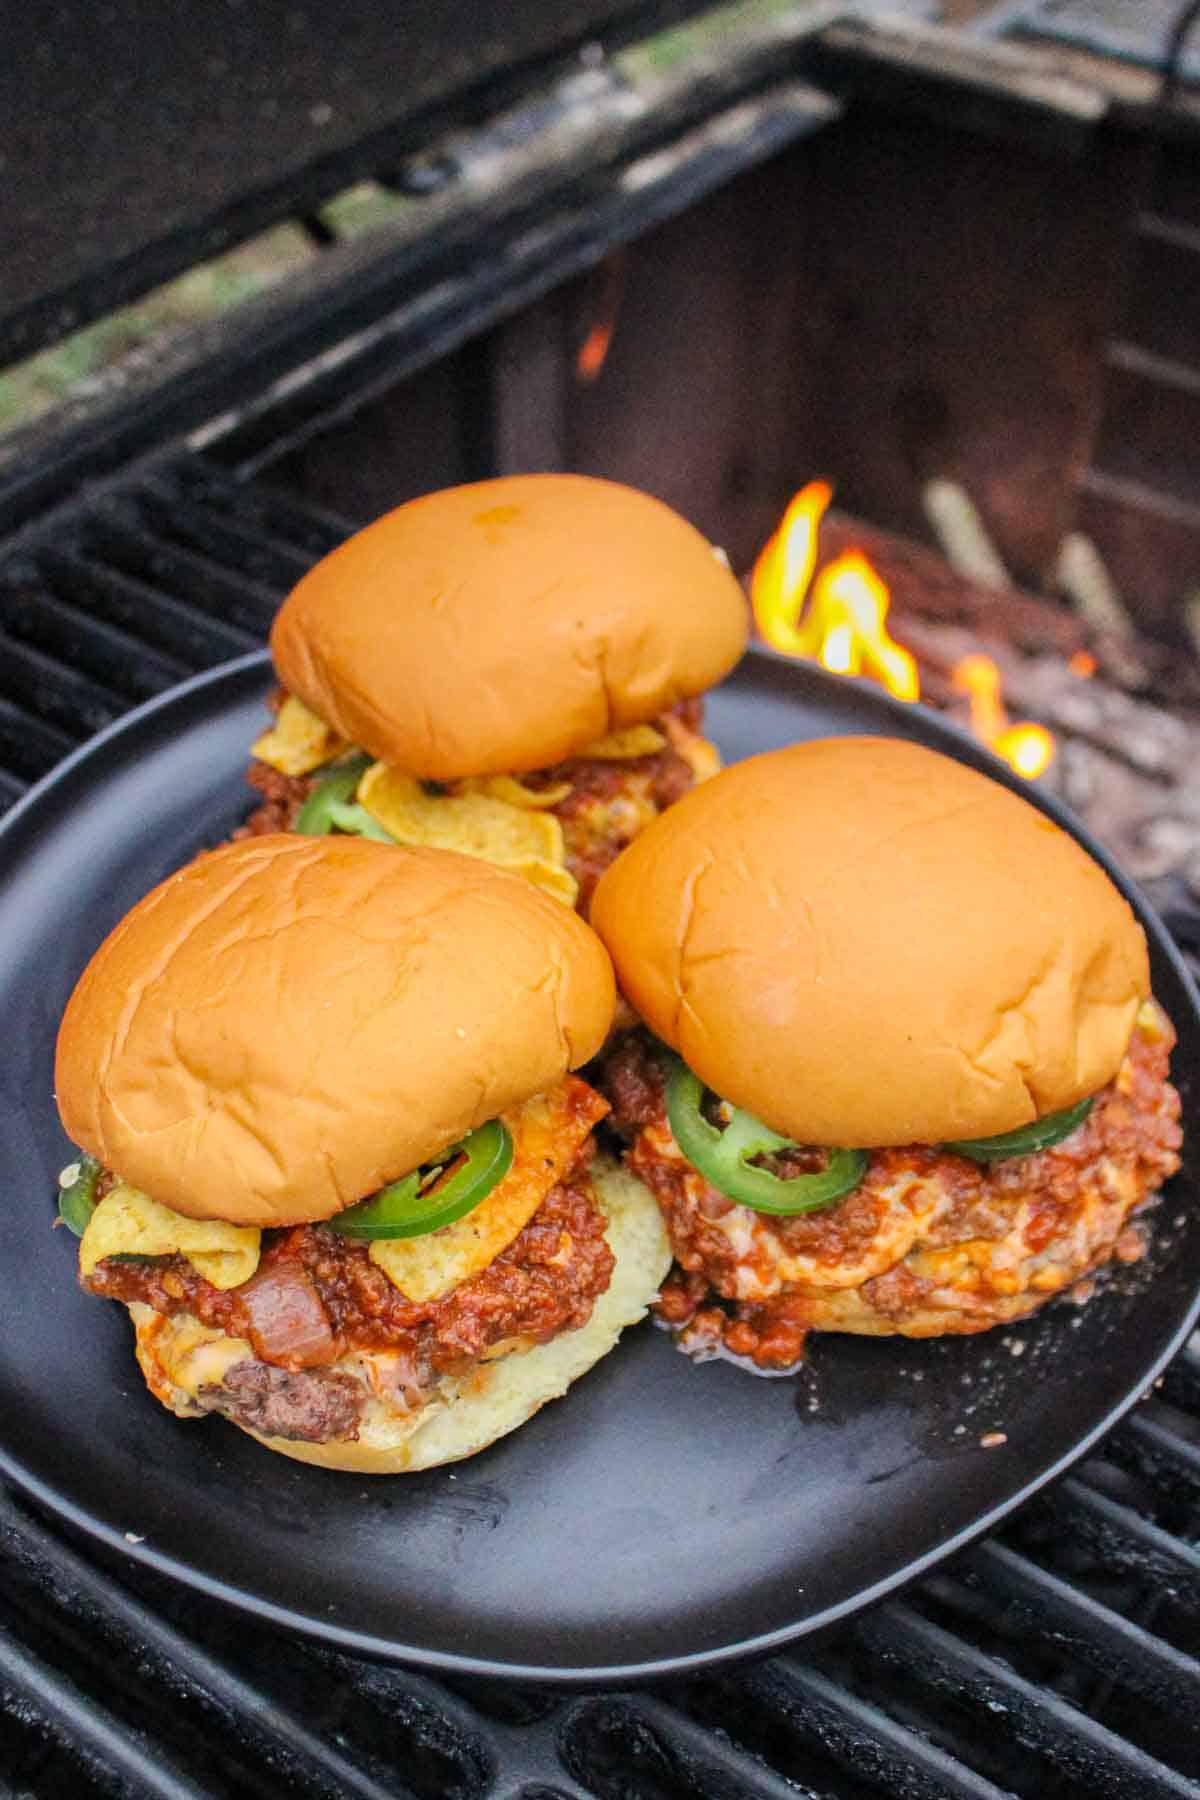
[856,1601,1200,1799]
[560,1694,814,1800]
[0,451,349,812]
[731,1656,1016,1800]
[0,1611,213,1800]
[36,547,260,667]
[133,484,322,590]
[166,459,352,556]
[957,1539,1200,1716]
[0,695,82,782]
[1163,1340,1200,1414]
[1107,1405,1200,1509]
[0,630,128,741]
[0,1493,438,1800]
[0,768,27,811]
[1044,1475,1200,1591]
[82,507,282,637]
[0,582,191,701]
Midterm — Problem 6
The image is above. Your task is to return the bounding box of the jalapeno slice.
[330,1119,514,1240]
[946,1096,1095,1163]
[294,753,373,835]
[57,1153,101,1237]
[664,1059,866,1215]
[325,801,396,843]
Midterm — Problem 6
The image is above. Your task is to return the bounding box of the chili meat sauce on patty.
[82,1080,615,1441]
[600,1011,1182,1370]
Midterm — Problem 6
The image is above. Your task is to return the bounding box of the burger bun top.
[270,474,748,779]
[56,835,615,1225]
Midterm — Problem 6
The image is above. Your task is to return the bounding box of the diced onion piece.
[238,1265,336,1367]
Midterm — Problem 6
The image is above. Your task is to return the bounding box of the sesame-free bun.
[269,474,748,779]
[591,737,1150,1147]
[56,835,615,1226]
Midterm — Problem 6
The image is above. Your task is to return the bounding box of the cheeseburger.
[54,835,669,1470]
[241,474,748,910]
[591,738,1183,1370]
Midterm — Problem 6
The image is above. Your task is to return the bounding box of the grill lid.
[0,0,727,368]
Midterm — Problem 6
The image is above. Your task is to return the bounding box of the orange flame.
[951,654,1055,780]
[1068,649,1097,678]
[751,482,918,702]
[576,317,615,382]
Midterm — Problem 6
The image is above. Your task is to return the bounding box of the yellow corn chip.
[463,774,571,809]
[574,724,666,760]
[503,858,579,907]
[252,694,349,776]
[661,712,722,783]
[81,1186,261,1289]
[358,764,578,906]
[370,1078,607,1302]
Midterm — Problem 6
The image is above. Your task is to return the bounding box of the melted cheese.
[252,695,349,776]
[80,1186,261,1289]
[130,1302,252,1413]
[369,1078,608,1303]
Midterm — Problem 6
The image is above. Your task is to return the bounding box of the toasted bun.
[132,1160,670,1473]
[591,737,1150,1147]
[56,835,614,1226]
[269,474,748,780]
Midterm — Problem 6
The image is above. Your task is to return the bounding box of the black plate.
[2,647,1198,1684]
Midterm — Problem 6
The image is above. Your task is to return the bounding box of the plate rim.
[4,644,1199,1685]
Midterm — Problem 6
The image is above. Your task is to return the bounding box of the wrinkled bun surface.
[250,1161,670,1472]
[56,835,614,1225]
[270,474,748,779]
[592,738,1150,1146]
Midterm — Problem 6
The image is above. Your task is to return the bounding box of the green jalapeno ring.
[57,1153,102,1237]
[294,753,373,835]
[330,1118,514,1240]
[945,1095,1095,1163]
[664,1058,867,1216]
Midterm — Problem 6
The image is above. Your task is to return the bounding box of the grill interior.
[1,449,1197,1799]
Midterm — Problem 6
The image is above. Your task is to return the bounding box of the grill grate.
[0,451,1197,1798]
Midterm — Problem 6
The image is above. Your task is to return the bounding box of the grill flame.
[751,479,1055,780]
[951,653,1055,779]
[751,481,918,702]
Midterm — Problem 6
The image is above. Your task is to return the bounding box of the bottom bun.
[131,1160,669,1474]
